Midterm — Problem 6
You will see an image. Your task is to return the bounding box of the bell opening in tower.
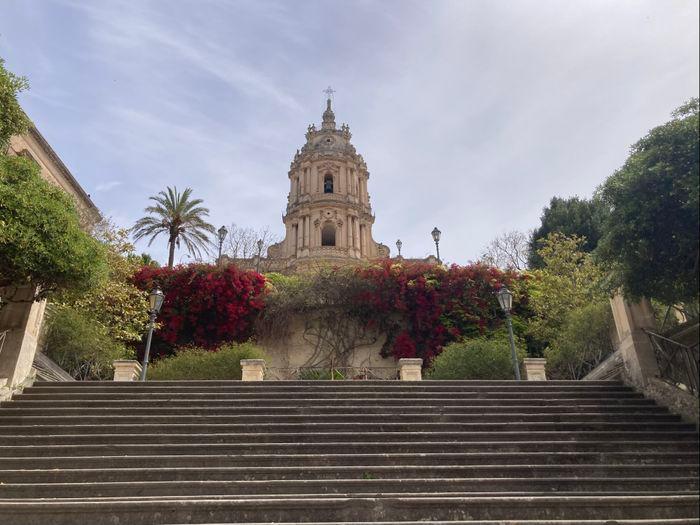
[324,174,334,194]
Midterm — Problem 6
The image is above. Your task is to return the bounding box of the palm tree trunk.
[167,237,176,268]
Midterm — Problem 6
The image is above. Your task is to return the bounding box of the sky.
[1,0,698,265]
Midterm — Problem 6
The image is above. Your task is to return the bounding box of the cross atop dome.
[321,86,336,130]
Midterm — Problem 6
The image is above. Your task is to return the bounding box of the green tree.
[43,306,133,380]
[598,98,699,305]
[528,196,608,268]
[0,155,107,305]
[0,57,30,152]
[57,221,149,343]
[131,186,215,268]
[545,301,615,380]
[526,233,606,347]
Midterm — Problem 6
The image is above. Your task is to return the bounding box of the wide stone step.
[21,382,633,396]
[1,421,692,436]
[2,451,697,470]
[5,440,695,457]
[13,391,646,401]
[0,412,681,425]
[2,397,658,408]
[0,404,671,416]
[28,380,625,387]
[0,494,697,523]
[1,477,698,499]
[3,430,696,446]
[2,464,696,483]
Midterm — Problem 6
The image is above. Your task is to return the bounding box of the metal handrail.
[645,328,699,396]
[265,366,398,381]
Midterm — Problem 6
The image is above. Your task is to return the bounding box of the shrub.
[147,342,264,380]
[43,306,133,380]
[427,334,527,380]
[545,301,615,380]
[132,264,266,352]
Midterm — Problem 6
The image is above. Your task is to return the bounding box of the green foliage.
[57,221,149,342]
[0,58,30,151]
[598,98,699,305]
[528,196,608,268]
[0,155,107,303]
[526,233,606,347]
[545,301,615,380]
[43,306,133,380]
[427,334,527,380]
[147,342,264,380]
[132,186,215,268]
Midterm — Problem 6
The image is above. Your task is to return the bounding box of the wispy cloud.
[2,0,697,265]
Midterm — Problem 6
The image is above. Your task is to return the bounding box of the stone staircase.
[0,380,697,524]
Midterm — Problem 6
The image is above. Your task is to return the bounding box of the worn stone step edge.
[2,431,696,446]
[0,404,671,414]
[5,451,696,469]
[1,478,697,498]
[29,380,625,386]
[3,464,696,484]
[0,495,697,524]
[4,440,695,457]
[0,413,680,424]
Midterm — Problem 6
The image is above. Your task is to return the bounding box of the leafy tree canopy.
[598,98,699,305]
[0,57,30,151]
[57,221,150,342]
[0,156,107,303]
[528,196,608,268]
[526,233,606,347]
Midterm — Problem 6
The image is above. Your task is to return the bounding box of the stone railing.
[244,358,423,381]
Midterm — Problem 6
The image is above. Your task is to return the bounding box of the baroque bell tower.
[267,90,389,271]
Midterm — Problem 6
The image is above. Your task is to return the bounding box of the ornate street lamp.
[256,239,263,273]
[140,288,165,381]
[217,225,228,264]
[496,286,521,380]
[431,227,442,264]
[396,239,402,257]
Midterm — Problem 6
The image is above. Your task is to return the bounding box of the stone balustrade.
[112,360,142,382]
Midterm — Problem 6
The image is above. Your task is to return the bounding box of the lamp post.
[396,239,402,257]
[217,225,228,265]
[496,286,521,380]
[431,227,442,264]
[256,239,263,273]
[140,288,165,381]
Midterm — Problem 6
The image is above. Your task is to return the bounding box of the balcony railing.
[646,324,699,396]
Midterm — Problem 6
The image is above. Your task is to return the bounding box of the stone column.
[305,216,311,248]
[241,359,265,381]
[0,285,45,389]
[523,358,547,380]
[113,360,142,382]
[354,218,361,252]
[610,292,659,387]
[399,358,423,381]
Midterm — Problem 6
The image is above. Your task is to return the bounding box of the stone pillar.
[0,286,45,389]
[354,218,360,252]
[305,216,311,248]
[296,222,302,256]
[113,360,142,382]
[610,292,659,387]
[241,359,265,381]
[523,358,547,381]
[399,358,423,381]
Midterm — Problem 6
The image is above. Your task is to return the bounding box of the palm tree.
[132,186,215,268]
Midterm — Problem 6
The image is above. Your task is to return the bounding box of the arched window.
[321,223,336,246]
[324,174,334,194]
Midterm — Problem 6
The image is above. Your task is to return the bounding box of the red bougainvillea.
[132,263,266,351]
[354,260,522,363]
